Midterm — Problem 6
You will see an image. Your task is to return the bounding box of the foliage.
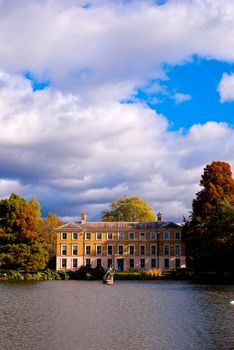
[0,193,49,271]
[145,269,163,278]
[183,161,234,274]
[39,213,64,261]
[102,196,156,222]
[115,271,164,280]
[0,269,70,281]
[192,161,234,223]
[0,194,41,243]
[0,242,48,271]
[73,265,95,280]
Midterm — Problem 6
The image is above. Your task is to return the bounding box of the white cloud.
[0,72,233,221]
[0,0,234,100]
[173,92,192,104]
[0,1,234,221]
[218,73,234,102]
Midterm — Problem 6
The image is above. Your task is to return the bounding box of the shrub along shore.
[0,267,192,282]
[0,267,233,283]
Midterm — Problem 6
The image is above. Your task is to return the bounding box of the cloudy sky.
[0,0,234,222]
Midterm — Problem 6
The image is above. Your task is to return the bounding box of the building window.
[96,245,102,255]
[118,245,124,255]
[175,244,181,256]
[108,259,113,268]
[151,259,156,268]
[129,259,134,268]
[86,259,91,266]
[129,232,135,240]
[140,245,145,256]
[72,259,78,268]
[72,232,78,240]
[140,259,145,268]
[175,232,181,239]
[85,245,91,255]
[85,232,91,240]
[107,245,113,256]
[61,258,67,268]
[163,232,170,240]
[61,232,67,240]
[164,244,170,256]
[96,232,102,240]
[176,258,180,268]
[151,245,156,256]
[151,232,157,240]
[118,232,124,240]
[107,232,113,240]
[140,232,145,240]
[72,245,78,256]
[96,259,102,267]
[164,258,169,268]
[61,245,67,256]
[129,245,134,256]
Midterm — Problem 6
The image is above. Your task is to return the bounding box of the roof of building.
[56,221,181,231]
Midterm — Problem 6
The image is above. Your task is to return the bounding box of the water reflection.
[0,281,234,350]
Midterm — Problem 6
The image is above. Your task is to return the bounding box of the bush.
[144,269,163,279]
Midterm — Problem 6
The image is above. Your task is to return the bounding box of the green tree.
[0,193,48,271]
[183,161,234,274]
[102,196,156,222]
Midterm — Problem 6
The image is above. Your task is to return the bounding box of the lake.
[0,280,234,350]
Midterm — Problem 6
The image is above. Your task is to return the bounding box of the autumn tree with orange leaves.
[192,161,234,223]
[183,161,234,275]
[0,193,48,271]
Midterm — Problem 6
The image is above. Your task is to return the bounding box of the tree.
[40,213,64,260]
[183,161,234,274]
[192,161,234,223]
[0,193,48,271]
[102,196,156,222]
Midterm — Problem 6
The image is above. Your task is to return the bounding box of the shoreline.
[0,268,233,284]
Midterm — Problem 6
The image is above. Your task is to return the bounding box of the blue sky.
[0,0,234,222]
[135,57,234,130]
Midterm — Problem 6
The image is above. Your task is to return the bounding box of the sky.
[0,0,234,222]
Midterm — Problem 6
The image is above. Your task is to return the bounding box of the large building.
[56,212,186,272]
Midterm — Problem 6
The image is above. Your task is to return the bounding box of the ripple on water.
[0,280,234,350]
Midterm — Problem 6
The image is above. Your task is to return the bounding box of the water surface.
[0,280,234,350]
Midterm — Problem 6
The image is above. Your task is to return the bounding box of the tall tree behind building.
[40,213,64,265]
[102,196,156,222]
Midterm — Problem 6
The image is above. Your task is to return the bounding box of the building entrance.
[117,259,124,272]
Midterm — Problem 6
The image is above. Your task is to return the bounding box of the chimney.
[81,210,87,223]
[157,211,162,222]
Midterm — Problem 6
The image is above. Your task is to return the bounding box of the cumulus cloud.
[218,73,234,102]
[0,1,234,221]
[0,0,234,100]
[0,72,234,222]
